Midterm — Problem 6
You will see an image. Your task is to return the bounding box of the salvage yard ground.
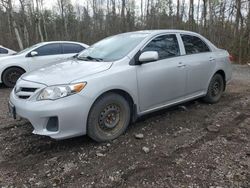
[0,65,250,187]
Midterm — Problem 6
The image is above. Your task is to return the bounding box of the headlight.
[37,82,87,100]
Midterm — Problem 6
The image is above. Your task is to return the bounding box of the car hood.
[22,59,113,86]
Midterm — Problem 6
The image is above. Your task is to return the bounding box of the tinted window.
[142,34,180,60]
[62,43,85,54]
[35,44,62,56]
[181,35,210,55]
[0,47,8,54]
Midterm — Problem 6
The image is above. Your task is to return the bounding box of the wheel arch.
[88,89,138,124]
[1,66,26,82]
[214,69,226,91]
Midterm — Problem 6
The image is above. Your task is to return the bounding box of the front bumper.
[10,88,93,139]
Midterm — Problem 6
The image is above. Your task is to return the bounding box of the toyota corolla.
[9,30,232,142]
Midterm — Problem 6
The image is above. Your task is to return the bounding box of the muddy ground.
[0,65,250,187]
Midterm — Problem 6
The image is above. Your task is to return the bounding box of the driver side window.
[142,34,180,60]
[35,43,62,56]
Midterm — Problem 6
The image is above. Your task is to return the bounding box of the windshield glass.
[15,43,41,55]
[78,33,148,62]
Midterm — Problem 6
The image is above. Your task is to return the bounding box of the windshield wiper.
[77,56,103,62]
[72,53,79,58]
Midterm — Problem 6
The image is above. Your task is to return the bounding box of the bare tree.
[177,0,180,25]
[188,0,194,29]
[1,0,24,49]
[57,0,69,39]
[0,0,249,63]
[202,0,207,28]
[234,0,242,36]
[35,0,44,41]
[121,0,126,31]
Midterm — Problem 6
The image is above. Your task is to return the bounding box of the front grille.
[20,87,37,92]
[15,87,39,100]
[18,95,30,99]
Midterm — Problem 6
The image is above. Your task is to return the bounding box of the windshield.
[15,43,41,55]
[77,33,148,62]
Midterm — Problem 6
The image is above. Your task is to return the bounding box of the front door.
[27,43,64,71]
[136,34,187,112]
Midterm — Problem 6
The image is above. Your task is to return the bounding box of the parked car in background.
[9,30,232,142]
[0,41,89,87]
[0,45,16,57]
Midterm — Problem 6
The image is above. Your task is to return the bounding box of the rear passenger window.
[181,35,210,55]
[35,43,62,56]
[0,47,8,54]
[142,34,180,60]
[62,43,85,54]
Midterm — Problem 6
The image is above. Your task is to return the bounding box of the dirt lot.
[0,65,250,187]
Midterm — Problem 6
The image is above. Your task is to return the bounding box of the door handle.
[209,57,215,61]
[177,62,186,68]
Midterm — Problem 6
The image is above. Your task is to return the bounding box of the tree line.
[0,0,250,64]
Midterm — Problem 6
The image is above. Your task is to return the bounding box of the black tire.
[87,93,131,142]
[203,74,224,104]
[2,67,25,88]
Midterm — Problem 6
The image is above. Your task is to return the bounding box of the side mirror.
[139,51,159,63]
[30,51,38,57]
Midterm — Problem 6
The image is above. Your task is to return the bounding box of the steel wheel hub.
[212,81,220,96]
[99,104,120,130]
[8,71,20,84]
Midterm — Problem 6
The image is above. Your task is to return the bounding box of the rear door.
[27,43,63,71]
[180,34,215,95]
[136,34,187,112]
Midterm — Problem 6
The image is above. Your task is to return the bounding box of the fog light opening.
[46,117,59,132]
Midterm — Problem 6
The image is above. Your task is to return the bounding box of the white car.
[0,45,16,57]
[0,41,88,87]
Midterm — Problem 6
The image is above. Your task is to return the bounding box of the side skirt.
[137,92,206,117]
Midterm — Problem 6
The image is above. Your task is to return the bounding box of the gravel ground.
[0,64,250,187]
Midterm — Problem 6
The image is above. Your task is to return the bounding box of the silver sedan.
[9,30,232,142]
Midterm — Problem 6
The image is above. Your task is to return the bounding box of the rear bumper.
[10,89,93,139]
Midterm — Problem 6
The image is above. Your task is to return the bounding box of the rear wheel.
[2,67,25,88]
[203,74,224,104]
[87,93,131,142]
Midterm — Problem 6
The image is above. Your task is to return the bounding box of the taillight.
[229,54,234,62]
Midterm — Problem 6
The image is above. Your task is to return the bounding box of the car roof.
[41,41,82,44]
[124,29,201,36]
[37,41,89,47]
[123,29,216,49]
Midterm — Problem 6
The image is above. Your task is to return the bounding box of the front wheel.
[2,67,25,88]
[87,93,131,142]
[203,74,224,104]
